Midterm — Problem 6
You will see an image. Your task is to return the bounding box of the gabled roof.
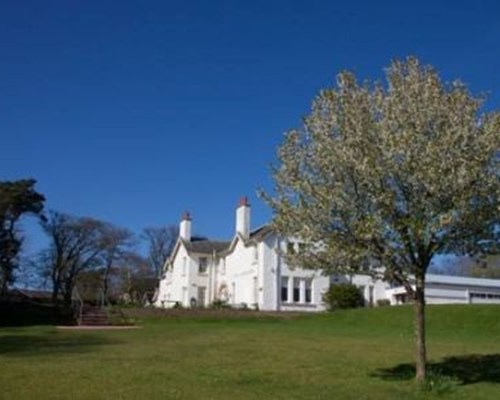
[219,224,275,256]
[167,225,275,266]
[184,237,231,254]
[249,224,273,241]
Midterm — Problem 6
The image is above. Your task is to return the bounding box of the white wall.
[156,243,192,308]
[349,274,391,306]
[260,234,330,312]
[223,237,260,308]
[211,233,330,312]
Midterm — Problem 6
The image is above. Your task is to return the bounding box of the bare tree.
[100,224,135,300]
[40,211,106,306]
[117,251,157,304]
[142,225,178,278]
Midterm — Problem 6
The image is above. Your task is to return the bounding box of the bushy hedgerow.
[322,283,364,311]
[377,299,391,307]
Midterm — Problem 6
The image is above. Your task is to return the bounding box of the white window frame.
[281,276,289,302]
[305,278,312,304]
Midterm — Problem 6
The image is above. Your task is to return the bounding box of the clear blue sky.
[2,0,500,254]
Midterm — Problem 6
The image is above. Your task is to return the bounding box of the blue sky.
[2,0,500,255]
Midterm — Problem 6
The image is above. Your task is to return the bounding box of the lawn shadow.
[0,302,73,327]
[0,332,123,357]
[373,354,500,385]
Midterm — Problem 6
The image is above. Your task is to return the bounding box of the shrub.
[173,301,184,309]
[210,299,231,309]
[323,283,364,311]
[377,299,391,307]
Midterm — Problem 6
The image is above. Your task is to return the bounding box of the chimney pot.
[180,211,192,241]
[236,196,251,238]
[239,196,249,207]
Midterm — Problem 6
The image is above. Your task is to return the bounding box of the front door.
[197,286,206,307]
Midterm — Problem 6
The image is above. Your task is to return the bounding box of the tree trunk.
[63,289,72,307]
[414,274,427,382]
[0,273,8,297]
[51,280,60,304]
[103,262,111,302]
[63,278,73,307]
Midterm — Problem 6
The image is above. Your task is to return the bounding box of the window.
[471,292,500,299]
[305,279,312,303]
[199,257,208,274]
[281,276,289,302]
[293,277,300,302]
[287,242,295,254]
[197,287,206,307]
[298,242,306,253]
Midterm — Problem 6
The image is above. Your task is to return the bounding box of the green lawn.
[1,305,500,399]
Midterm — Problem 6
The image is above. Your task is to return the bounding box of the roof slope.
[184,237,231,254]
[175,225,274,258]
[249,224,273,241]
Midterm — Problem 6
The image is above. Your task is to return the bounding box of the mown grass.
[1,305,500,399]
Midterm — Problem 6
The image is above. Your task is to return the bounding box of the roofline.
[165,224,275,266]
[426,273,500,288]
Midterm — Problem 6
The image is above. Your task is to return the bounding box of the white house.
[157,198,332,311]
[155,198,500,311]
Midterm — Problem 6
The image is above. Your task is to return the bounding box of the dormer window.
[199,257,208,274]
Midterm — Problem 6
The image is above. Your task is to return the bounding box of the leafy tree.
[142,225,178,278]
[435,255,500,279]
[264,57,500,381]
[0,179,45,295]
[467,255,500,278]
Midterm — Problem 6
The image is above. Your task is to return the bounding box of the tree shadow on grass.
[0,333,123,357]
[0,302,73,327]
[373,354,500,385]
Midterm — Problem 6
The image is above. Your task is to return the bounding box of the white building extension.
[156,198,500,311]
[387,274,500,305]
